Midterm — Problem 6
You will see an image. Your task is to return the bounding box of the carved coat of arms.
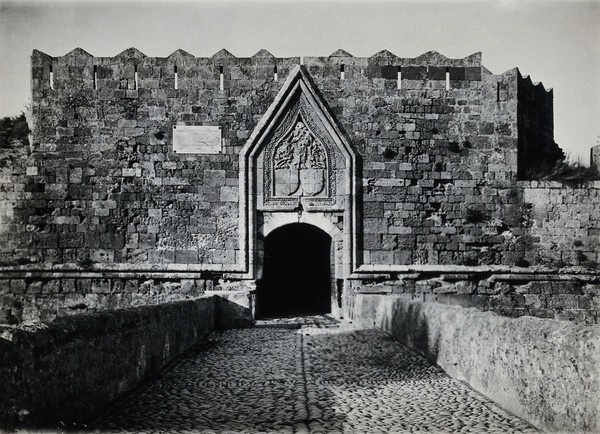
[273,120,327,197]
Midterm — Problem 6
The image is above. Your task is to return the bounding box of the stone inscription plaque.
[173,126,222,154]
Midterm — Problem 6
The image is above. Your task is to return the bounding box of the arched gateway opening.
[257,223,332,319]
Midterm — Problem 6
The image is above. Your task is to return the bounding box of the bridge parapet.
[353,293,600,433]
[0,297,216,429]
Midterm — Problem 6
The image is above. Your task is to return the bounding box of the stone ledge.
[1,264,598,279]
[352,293,600,432]
[516,180,600,189]
[0,263,244,273]
[351,264,600,278]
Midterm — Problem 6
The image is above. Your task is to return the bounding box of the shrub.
[0,113,30,149]
[527,154,599,182]
[382,147,397,160]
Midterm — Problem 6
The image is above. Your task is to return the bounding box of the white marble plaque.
[172,126,222,154]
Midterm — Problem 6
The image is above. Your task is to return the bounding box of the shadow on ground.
[76,320,536,433]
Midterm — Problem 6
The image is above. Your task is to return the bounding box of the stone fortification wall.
[0,296,215,429]
[23,48,300,268]
[17,48,508,270]
[352,294,600,433]
[358,180,600,271]
[517,72,563,178]
[0,48,597,324]
[351,181,600,324]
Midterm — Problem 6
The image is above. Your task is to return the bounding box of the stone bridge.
[93,320,536,433]
[1,294,597,433]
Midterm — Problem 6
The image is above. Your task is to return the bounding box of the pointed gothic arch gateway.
[239,65,361,318]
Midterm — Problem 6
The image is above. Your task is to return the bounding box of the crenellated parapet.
[31,48,300,92]
[304,49,483,81]
[31,48,492,92]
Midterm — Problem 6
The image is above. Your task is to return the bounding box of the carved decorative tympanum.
[273,120,328,197]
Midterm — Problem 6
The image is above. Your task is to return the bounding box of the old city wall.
[350,182,600,324]
[22,47,296,267]
[0,48,598,324]
[1,48,296,323]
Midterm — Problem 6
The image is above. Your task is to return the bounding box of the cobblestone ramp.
[93,321,538,433]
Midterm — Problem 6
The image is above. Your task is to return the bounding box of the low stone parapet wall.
[0,296,215,429]
[0,274,215,325]
[352,293,600,432]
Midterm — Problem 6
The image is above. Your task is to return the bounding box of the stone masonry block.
[212,249,236,264]
[91,279,111,294]
[363,234,381,250]
[139,234,156,249]
[69,168,83,183]
[0,280,10,294]
[364,218,388,234]
[181,279,196,293]
[381,235,398,251]
[175,250,198,263]
[124,280,139,293]
[10,279,26,294]
[42,280,61,294]
[90,250,114,263]
[364,202,384,218]
[148,209,162,218]
[220,186,238,202]
[394,250,413,265]
[204,170,226,187]
[77,279,92,293]
[27,281,43,294]
[465,67,482,80]
[370,250,394,264]
[61,279,76,293]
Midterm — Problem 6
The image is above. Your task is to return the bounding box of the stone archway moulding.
[237,65,361,280]
[259,212,343,240]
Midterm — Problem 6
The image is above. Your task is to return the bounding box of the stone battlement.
[31,48,502,91]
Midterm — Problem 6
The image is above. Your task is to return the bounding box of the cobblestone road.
[93,316,538,433]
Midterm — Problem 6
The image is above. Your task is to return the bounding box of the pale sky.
[1,0,598,162]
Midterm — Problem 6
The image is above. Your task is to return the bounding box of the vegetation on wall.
[522,137,598,182]
[0,113,30,149]
[538,153,599,182]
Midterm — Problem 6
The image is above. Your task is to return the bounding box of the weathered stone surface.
[0,297,215,429]
[208,289,255,329]
[352,293,600,432]
[591,145,600,173]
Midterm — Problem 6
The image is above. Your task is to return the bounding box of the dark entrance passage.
[257,223,332,319]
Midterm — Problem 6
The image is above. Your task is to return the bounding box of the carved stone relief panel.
[259,94,344,211]
[273,119,328,198]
